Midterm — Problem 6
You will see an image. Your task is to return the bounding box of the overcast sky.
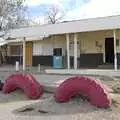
[24,0,120,24]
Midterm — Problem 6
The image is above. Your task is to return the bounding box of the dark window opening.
[53,48,62,56]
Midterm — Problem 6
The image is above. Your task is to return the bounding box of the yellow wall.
[116,30,120,52]
[7,41,33,66]
[77,30,119,54]
[68,30,120,54]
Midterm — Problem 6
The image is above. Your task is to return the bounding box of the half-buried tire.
[2,73,43,99]
[55,76,112,108]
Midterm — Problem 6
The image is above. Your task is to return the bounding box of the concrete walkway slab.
[45,69,120,77]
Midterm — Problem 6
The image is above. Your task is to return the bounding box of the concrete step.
[98,64,114,69]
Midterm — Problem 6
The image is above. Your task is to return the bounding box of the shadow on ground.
[0,90,31,103]
[12,93,112,117]
[0,89,48,103]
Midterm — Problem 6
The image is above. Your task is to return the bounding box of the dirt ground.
[0,75,120,120]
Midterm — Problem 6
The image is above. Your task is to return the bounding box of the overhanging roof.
[7,15,120,38]
[7,35,50,43]
[0,38,7,46]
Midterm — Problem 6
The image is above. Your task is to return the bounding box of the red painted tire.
[2,73,43,99]
[55,76,112,108]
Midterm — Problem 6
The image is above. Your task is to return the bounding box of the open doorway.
[105,38,114,63]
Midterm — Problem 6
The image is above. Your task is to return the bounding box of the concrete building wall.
[78,30,120,53]
[33,35,66,56]
[32,35,66,66]
[68,30,120,68]
[6,29,120,68]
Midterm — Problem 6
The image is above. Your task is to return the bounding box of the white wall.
[33,30,120,57]
[33,35,66,56]
[33,42,53,55]
[69,34,80,57]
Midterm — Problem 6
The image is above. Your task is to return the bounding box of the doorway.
[25,42,33,66]
[53,48,63,68]
[105,38,114,63]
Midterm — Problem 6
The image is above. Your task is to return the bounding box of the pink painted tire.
[55,76,112,108]
[2,73,43,99]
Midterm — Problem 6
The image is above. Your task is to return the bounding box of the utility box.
[53,56,63,68]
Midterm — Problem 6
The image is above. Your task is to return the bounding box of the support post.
[66,34,70,70]
[74,33,77,69]
[23,37,26,71]
[113,30,117,71]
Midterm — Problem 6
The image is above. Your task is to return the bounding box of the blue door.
[53,56,62,68]
[53,48,63,68]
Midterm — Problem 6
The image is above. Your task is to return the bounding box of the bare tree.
[45,5,65,24]
[0,0,28,64]
[0,0,28,31]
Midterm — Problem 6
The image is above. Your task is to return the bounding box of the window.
[53,48,62,56]
[10,45,22,56]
